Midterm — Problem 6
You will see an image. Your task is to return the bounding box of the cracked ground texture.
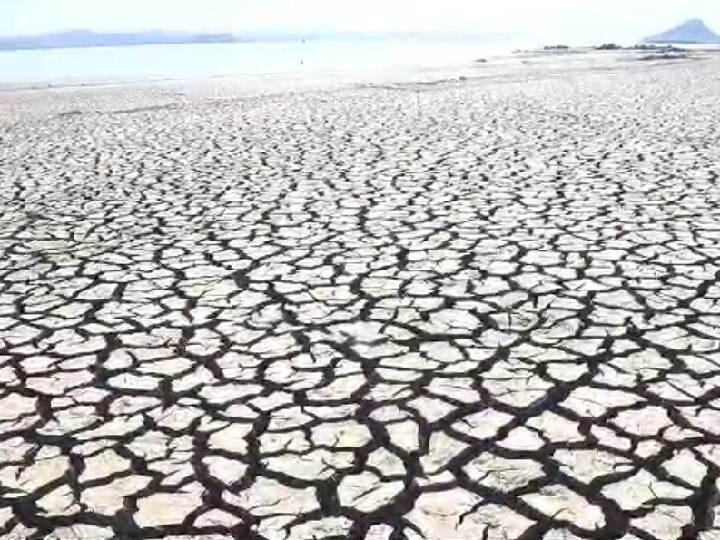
[3,56,720,540]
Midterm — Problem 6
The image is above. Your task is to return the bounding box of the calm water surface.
[0,39,528,85]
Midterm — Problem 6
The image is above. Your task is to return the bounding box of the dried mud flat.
[3,56,720,540]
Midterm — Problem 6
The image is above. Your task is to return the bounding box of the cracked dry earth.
[3,58,720,540]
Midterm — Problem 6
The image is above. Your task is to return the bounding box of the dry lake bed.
[2,52,720,539]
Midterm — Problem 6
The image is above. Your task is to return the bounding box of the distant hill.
[645,18,720,44]
[0,29,495,52]
[0,30,247,51]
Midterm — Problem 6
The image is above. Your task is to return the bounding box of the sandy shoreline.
[0,46,707,93]
[2,51,720,539]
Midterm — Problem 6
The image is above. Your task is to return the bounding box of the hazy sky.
[2,0,720,43]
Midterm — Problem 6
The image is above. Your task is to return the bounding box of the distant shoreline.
[0,39,249,53]
[2,45,717,95]
[0,31,510,53]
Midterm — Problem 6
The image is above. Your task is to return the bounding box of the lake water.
[0,39,528,85]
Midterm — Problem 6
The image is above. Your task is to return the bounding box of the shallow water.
[0,38,528,85]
